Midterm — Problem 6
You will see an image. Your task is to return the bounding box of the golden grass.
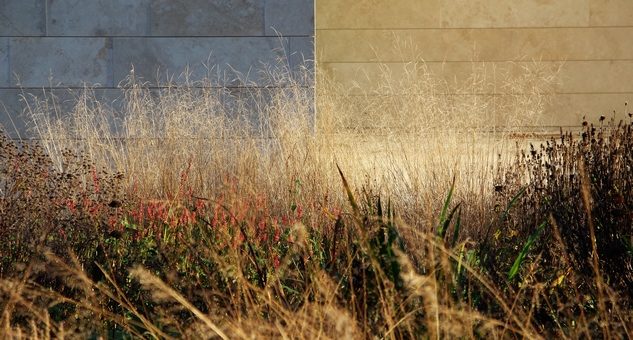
[20,53,561,205]
[0,54,577,338]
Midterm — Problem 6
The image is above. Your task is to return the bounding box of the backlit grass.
[0,60,631,339]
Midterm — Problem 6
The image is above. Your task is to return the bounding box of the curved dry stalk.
[129,266,229,340]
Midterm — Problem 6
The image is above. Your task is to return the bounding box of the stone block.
[288,37,314,82]
[319,62,414,95]
[265,0,313,36]
[440,0,589,28]
[9,37,112,87]
[323,60,633,96]
[0,89,29,138]
[316,0,441,29]
[316,91,631,129]
[47,0,150,36]
[30,88,126,115]
[590,0,633,26]
[150,0,264,36]
[1,88,127,139]
[0,38,8,86]
[547,93,632,126]
[559,61,633,94]
[1,86,313,139]
[112,37,287,86]
[318,0,591,29]
[0,0,46,36]
[317,27,633,63]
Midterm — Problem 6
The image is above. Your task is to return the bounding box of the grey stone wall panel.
[265,0,313,36]
[112,37,287,86]
[47,0,151,36]
[289,37,314,73]
[150,0,265,36]
[0,88,126,138]
[0,38,8,86]
[0,0,315,132]
[0,0,46,36]
[9,37,111,87]
[0,89,30,138]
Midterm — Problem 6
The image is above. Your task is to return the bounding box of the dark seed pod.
[108,200,122,208]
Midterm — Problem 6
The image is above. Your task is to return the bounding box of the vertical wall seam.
[311,3,317,131]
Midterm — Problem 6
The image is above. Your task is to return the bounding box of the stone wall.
[317,0,633,128]
[0,0,314,135]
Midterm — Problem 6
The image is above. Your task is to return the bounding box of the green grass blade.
[508,220,547,281]
[622,238,633,257]
[336,164,359,216]
[439,202,462,239]
[499,186,526,225]
[437,176,456,235]
[482,186,526,247]
[451,206,462,248]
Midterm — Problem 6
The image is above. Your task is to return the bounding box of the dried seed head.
[108,200,122,208]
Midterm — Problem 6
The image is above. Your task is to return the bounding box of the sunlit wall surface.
[317,0,633,128]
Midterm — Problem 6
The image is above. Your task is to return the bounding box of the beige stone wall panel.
[317,0,599,29]
[317,27,633,63]
[546,93,632,126]
[322,60,633,95]
[323,92,631,128]
[439,0,590,28]
[317,0,633,128]
[590,0,633,26]
[316,0,441,29]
